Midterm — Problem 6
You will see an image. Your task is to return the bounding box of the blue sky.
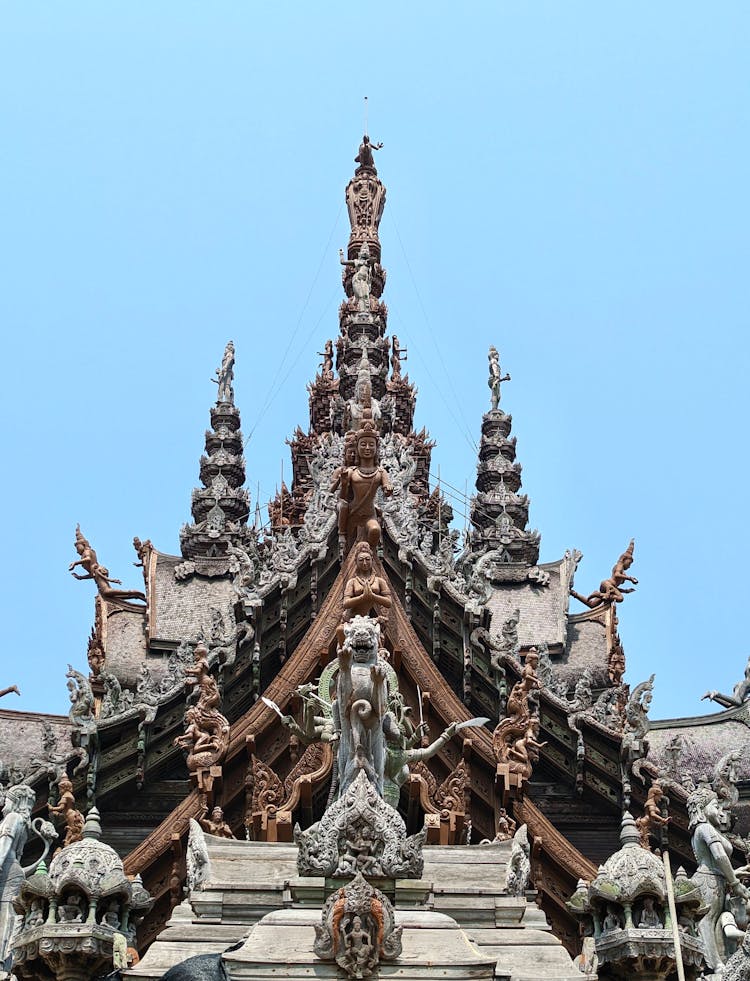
[1,3,748,719]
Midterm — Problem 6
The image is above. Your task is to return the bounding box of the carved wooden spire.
[180,342,253,559]
[468,348,542,575]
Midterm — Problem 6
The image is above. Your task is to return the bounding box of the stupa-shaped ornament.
[11,808,152,981]
[566,811,705,980]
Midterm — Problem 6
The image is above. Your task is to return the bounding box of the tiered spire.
[180,342,253,558]
[280,135,436,528]
[467,347,541,575]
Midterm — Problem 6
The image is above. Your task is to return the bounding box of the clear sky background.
[1,3,748,719]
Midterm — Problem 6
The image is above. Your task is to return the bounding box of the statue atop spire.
[488,345,511,411]
[345,135,386,265]
[180,343,253,559]
[354,133,383,175]
[211,341,235,405]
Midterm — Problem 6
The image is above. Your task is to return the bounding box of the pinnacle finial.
[619,810,640,847]
[83,806,102,840]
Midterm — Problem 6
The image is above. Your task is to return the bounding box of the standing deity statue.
[212,340,235,404]
[493,649,547,781]
[317,339,335,382]
[354,133,383,172]
[340,243,373,312]
[337,422,393,555]
[333,617,398,797]
[390,335,407,381]
[688,785,749,972]
[488,345,510,411]
[0,785,57,975]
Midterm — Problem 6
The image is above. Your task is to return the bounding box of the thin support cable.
[386,209,478,452]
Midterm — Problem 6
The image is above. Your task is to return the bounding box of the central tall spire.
[280,136,434,529]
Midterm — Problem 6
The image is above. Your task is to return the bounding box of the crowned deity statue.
[337,422,393,556]
[342,542,392,630]
[212,340,235,404]
[0,786,57,975]
[340,243,374,313]
[688,785,749,972]
[333,617,400,798]
[69,525,146,612]
[488,345,510,411]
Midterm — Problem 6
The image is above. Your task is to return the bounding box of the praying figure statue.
[488,345,510,411]
[342,542,392,631]
[212,340,235,404]
[340,243,374,312]
[337,421,393,555]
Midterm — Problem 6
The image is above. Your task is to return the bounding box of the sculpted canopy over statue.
[337,422,393,555]
[212,340,235,404]
[571,539,637,609]
[488,345,510,411]
[69,525,147,612]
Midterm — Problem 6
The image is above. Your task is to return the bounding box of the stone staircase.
[128,837,586,981]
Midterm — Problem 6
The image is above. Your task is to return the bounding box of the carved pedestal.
[496,762,526,803]
[424,809,466,845]
[251,806,292,843]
